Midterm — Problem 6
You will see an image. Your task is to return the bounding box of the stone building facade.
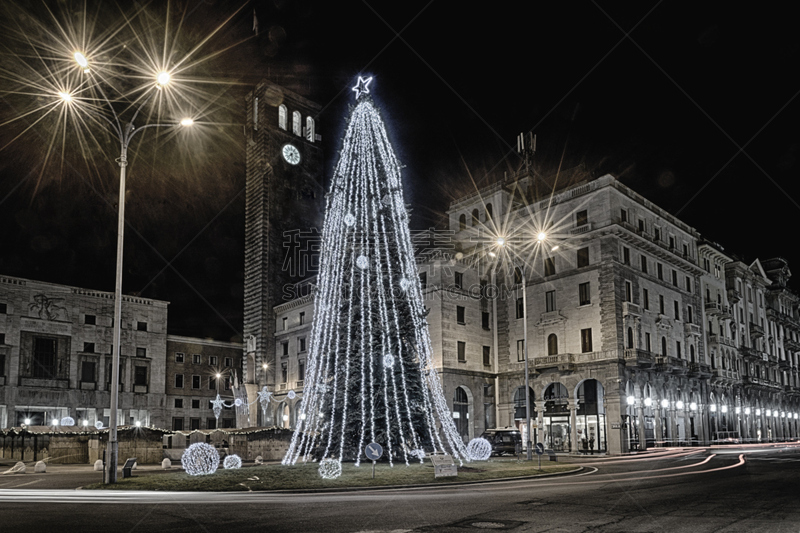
[164,335,243,431]
[0,274,168,429]
[269,173,800,454]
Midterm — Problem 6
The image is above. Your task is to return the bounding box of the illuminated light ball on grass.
[287,390,297,400]
[318,458,342,479]
[356,255,369,270]
[181,442,220,476]
[60,416,75,426]
[223,454,242,470]
[466,437,492,461]
[344,213,356,227]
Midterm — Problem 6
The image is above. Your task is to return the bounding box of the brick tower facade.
[241,81,324,426]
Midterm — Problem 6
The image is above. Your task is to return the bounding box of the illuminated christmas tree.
[283,77,468,468]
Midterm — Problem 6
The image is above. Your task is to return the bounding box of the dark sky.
[1,1,798,342]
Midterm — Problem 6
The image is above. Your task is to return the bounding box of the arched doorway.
[279,402,290,429]
[453,387,470,441]
[575,379,606,453]
[543,382,570,452]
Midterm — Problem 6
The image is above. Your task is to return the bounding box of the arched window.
[472,209,480,226]
[514,267,523,285]
[281,403,290,429]
[459,214,466,231]
[711,352,716,369]
[306,116,315,142]
[548,334,558,355]
[661,337,667,357]
[627,327,634,349]
[278,105,287,130]
[292,111,302,136]
[486,203,493,220]
[453,387,469,438]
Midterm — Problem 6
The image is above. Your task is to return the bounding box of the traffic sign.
[534,443,545,456]
[365,442,383,461]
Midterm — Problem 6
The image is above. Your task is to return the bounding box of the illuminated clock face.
[282,144,301,165]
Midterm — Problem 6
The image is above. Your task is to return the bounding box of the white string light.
[181,443,219,476]
[223,454,242,469]
[467,438,492,461]
[283,77,469,468]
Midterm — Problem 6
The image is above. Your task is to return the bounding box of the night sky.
[0,1,798,342]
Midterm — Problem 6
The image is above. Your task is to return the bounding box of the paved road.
[2,445,799,532]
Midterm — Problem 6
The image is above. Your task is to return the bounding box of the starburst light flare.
[283,77,469,468]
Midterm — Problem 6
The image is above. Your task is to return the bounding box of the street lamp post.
[520,263,533,461]
[68,54,192,484]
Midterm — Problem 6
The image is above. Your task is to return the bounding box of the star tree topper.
[352,76,373,99]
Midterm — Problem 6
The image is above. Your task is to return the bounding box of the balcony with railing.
[622,302,641,316]
[708,334,736,349]
[749,322,765,339]
[623,349,655,368]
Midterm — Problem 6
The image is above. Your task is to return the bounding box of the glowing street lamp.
[156,71,171,88]
[74,52,89,72]
[58,91,72,102]
[180,118,194,127]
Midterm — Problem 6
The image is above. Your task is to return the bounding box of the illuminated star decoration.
[257,386,273,419]
[211,393,224,421]
[351,76,373,99]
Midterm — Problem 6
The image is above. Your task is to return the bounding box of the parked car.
[480,428,523,456]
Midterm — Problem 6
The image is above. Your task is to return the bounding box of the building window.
[669,236,675,250]
[299,312,305,325]
[627,327,634,349]
[622,247,630,265]
[544,257,556,276]
[32,337,57,379]
[175,374,184,388]
[482,311,490,330]
[638,219,645,233]
[206,418,217,430]
[687,306,693,324]
[134,366,147,387]
[576,210,588,226]
[672,270,678,287]
[685,276,692,293]
[192,354,201,364]
[580,329,593,353]
[483,346,491,366]
[457,341,466,362]
[282,363,288,382]
[545,290,556,312]
[683,243,689,257]
[486,203,493,219]
[547,334,558,355]
[306,116,315,142]
[292,111,301,136]
[645,332,651,352]
[659,295,665,315]
[84,314,95,325]
[224,377,231,391]
[174,398,183,409]
[455,272,464,289]
[625,281,632,302]
[283,317,288,331]
[620,209,627,223]
[137,321,147,332]
[654,228,660,241]
[674,300,680,320]
[278,104,287,130]
[676,341,682,358]
[172,418,184,431]
[577,247,589,268]
[643,288,649,310]
[517,340,525,362]
[225,357,233,367]
[657,263,663,280]
[661,337,667,356]
[136,347,146,358]
[209,377,216,390]
[472,209,479,226]
[457,306,465,324]
[298,338,306,352]
[83,342,95,353]
[420,272,427,289]
[516,297,524,319]
[282,342,289,356]
[192,375,201,389]
[459,214,466,231]
[209,356,218,366]
[579,282,591,306]
[640,255,648,274]
[191,399,201,409]
[299,361,305,381]
[190,418,201,431]
[81,361,96,383]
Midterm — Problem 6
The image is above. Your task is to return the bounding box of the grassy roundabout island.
[83,459,580,492]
